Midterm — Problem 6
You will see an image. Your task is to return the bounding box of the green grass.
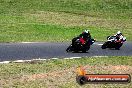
[0,0,132,16]
[0,23,119,42]
[0,0,132,42]
[0,56,132,87]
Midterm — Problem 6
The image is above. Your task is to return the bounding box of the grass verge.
[0,23,120,42]
[0,56,132,88]
[0,0,132,42]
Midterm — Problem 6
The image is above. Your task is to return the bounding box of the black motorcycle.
[101,36,126,50]
[66,37,95,53]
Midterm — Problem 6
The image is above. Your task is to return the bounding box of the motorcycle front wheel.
[101,42,107,49]
[115,43,123,50]
[66,45,73,52]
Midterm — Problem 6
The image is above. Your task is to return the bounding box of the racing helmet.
[84,30,90,33]
[82,30,90,38]
[116,31,122,36]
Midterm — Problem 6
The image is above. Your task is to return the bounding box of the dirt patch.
[24,65,132,79]
[27,67,76,81]
[83,65,132,74]
[22,67,76,88]
[22,65,132,86]
[25,11,132,29]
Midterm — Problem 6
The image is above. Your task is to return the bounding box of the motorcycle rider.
[66,30,94,52]
[72,30,92,46]
[113,31,126,50]
[102,31,126,50]
[79,30,91,44]
[114,31,126,42]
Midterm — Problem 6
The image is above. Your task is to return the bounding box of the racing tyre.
[115,43,122,50]
[82,49,87,53]
[66,45,72,52]
[101,42,107,49]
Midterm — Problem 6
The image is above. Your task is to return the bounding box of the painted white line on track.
[93,43,103,46]
[64,58,70,59]
[64,57,81,59]
[51,58,59,60]
[92,56,108,58]
[71,57,81,59]
[93,43,99,44]
[70,57,81,59]
[63,57,81,59]
[97,44,103,46]
[24,60,32,62]
[33,59,47,61]
[64,58,73,59]
[42,59,47,60]
[21,42,34,43]
[0,61,10,64]
[68,58,74,59]
[0,56,109,64]
[13,60,25,63]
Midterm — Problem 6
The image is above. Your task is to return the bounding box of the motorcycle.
[101,36,126,50]
[66,37,95,53]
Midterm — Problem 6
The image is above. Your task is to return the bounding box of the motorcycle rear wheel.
[101,42,107,49]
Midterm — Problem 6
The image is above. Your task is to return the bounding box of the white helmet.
[117,31,121,35]
[84,30,90,33]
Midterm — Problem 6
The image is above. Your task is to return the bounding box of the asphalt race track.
[0,42,132,61]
